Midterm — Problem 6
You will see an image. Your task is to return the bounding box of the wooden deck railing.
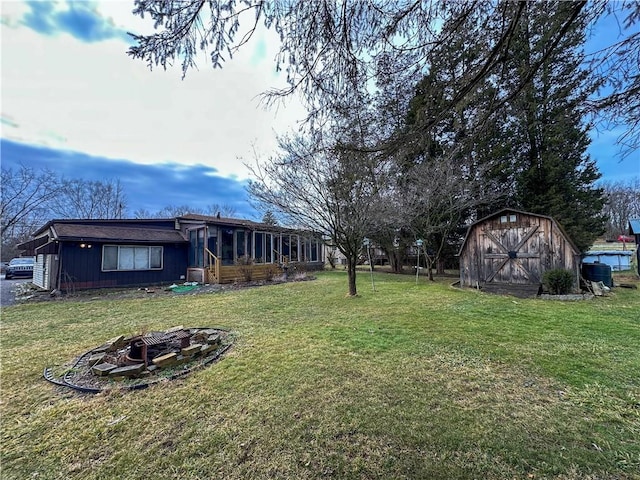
[205,248,220,283]
[196,248,320,284]
[217,263,282,283]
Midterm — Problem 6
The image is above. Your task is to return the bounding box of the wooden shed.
[458,209,581,296]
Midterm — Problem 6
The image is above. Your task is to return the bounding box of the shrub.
[235,255,254,283]
[264,265,277,282]
[543,268,575,295]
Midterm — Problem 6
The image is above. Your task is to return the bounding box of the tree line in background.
[1,166,127,258]
[0,164,236,259]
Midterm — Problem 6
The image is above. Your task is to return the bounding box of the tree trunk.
[387,249,404,273]
[347,257,358,296]
[383,246,402,273]
[425,254,435,281]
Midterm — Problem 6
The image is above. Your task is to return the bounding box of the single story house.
[458,208,580,295]
[18,214,324,291]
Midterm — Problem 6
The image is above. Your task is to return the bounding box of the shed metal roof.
[629,219,640,235]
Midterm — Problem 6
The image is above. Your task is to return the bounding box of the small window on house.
[254,232,264,263]
[304,238,311,262]
[236,231,246,258]
[500,214,518,223]
[265,233,273,263]
[102,245,163,271]
[290,235,299,261]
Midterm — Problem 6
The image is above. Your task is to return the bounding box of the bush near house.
[235,255,255,282]
[543,268,575,294]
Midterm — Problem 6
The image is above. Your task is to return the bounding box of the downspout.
[56,242,63,292]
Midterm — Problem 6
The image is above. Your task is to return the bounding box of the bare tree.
[51,178,127,219]
[247,130,387,296]
[132,203,237,218]
[601,178,640,240]
[205,203,237,217]
[154,205,204,217]
[403,156,491,280]
[1,165,62,242]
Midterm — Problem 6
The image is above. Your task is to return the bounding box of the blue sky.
[1,0,306,219]
[1,1,638,221]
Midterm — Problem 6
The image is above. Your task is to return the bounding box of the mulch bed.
[15,275,316,304]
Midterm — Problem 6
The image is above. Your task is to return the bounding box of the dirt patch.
[14,275,316,304]
[539,293,595,301]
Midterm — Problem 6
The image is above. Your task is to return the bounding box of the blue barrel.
[582,262,612,287]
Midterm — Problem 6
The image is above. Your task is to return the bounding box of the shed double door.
[481,225,541,284]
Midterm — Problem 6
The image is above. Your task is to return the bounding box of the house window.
[189,228,205,267]
[282,235,290,260]
[304,238,311,261]
[290,235,299,261]
[102,245,163,271]
[301,237,318,262]
[236,230,245,258]
[221,228,234,265]
[254,232,264,263]
[265,233,273,263]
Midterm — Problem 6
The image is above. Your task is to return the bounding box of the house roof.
[52,223,187,243]
[20,222,187,248]
[17,221,187,255]
[30,218,176,237]
[178,213,262,228]
[18,214,317,255]
[629,219,640,235]
[177,213,297,233]
[457,208,580,256]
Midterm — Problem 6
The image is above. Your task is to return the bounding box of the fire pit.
[125,330,191,366]
[44,326,232,393]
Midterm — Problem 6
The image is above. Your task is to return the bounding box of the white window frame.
[102,245,164,272]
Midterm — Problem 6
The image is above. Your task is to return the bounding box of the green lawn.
[1,271,639,479]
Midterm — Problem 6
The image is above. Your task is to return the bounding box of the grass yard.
[1,270,639,479]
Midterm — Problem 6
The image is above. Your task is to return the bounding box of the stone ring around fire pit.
[44,326,233,394]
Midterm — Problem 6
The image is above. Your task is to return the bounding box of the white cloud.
[1,1,306,180]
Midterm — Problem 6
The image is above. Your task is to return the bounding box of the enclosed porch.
[184,222,324,284]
